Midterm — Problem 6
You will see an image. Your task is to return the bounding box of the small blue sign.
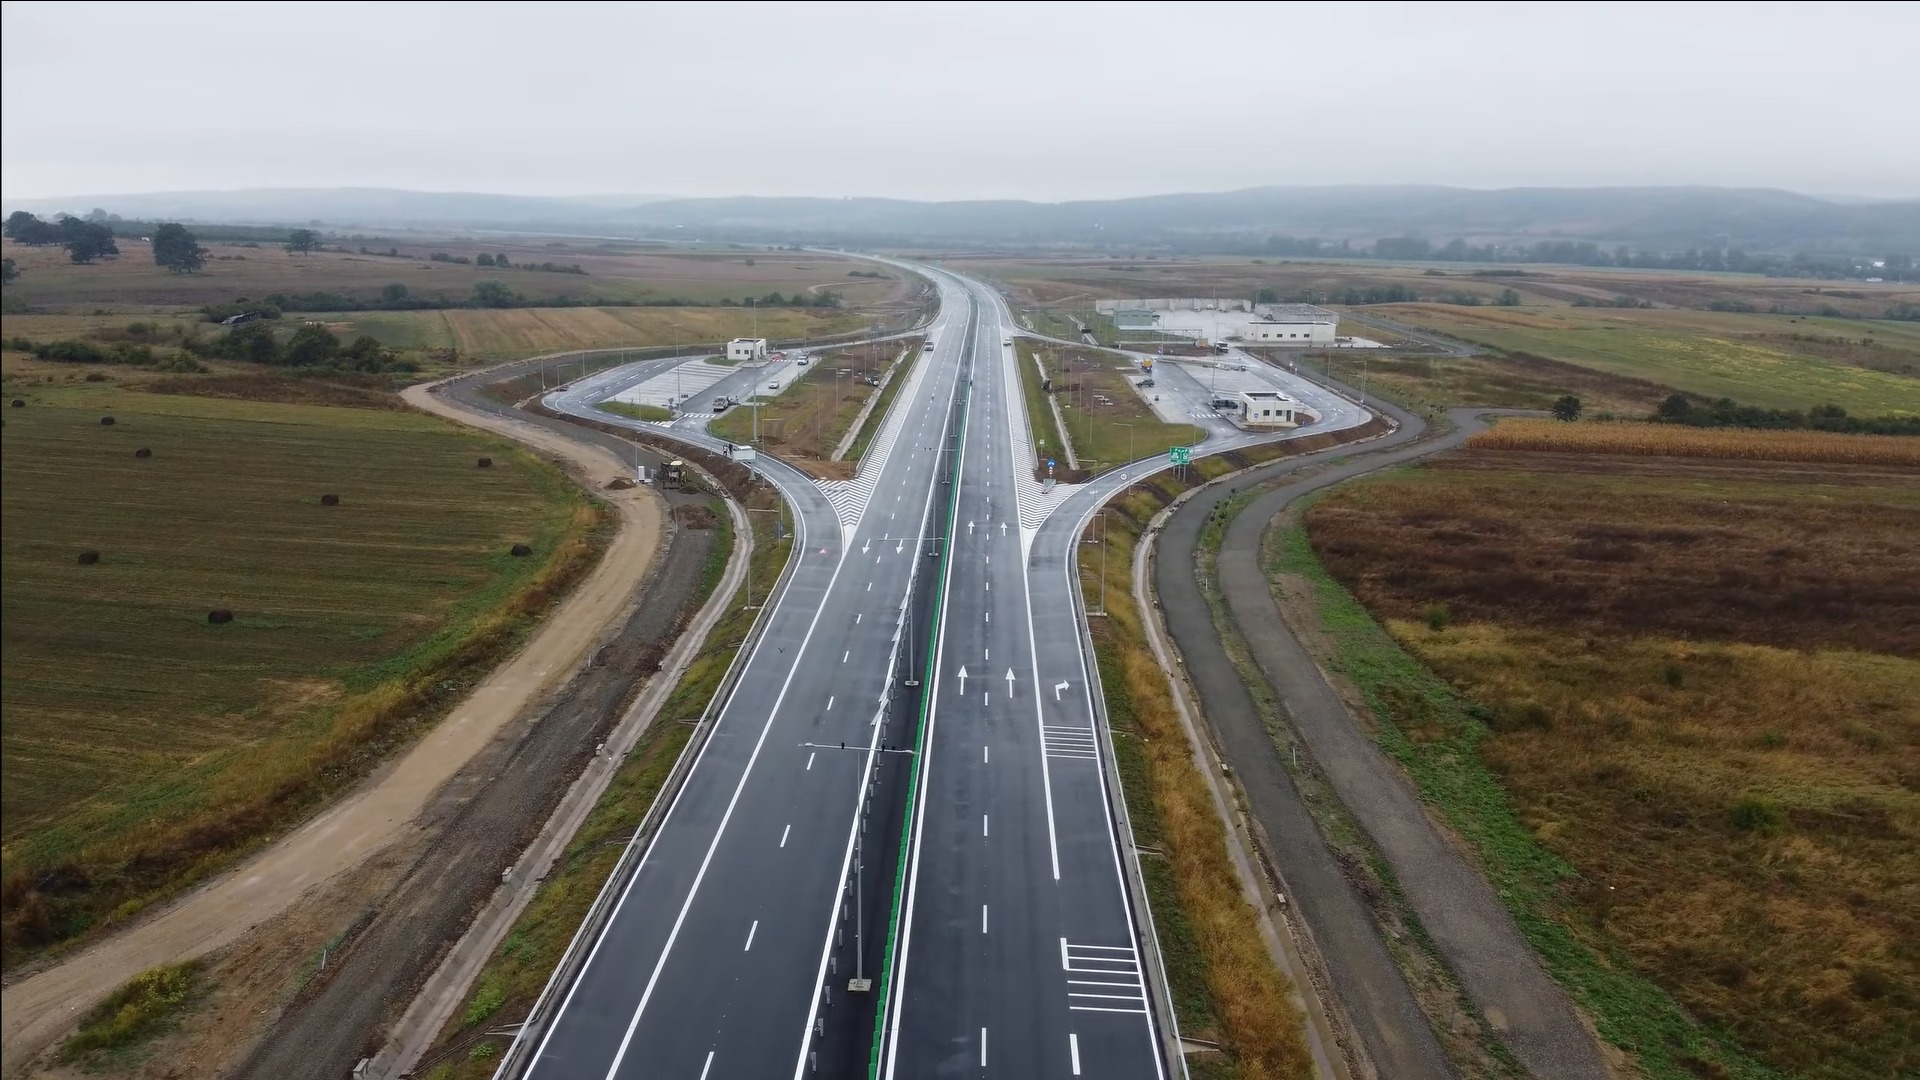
[1047,459,1056,468]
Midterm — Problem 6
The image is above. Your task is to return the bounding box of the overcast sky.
[4,0,1916,203]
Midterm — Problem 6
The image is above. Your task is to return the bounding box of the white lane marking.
[867,581,872,591]
[982,904,988,933]
[744,920,758,951]
[984,647,990,661]
[985,610,990,623]
[983,745,989,764]
[982,814,988,838]
[843,650,850,663]
[535,448,836,1080]
[806,752,815,770]
[1055,680,1070,701]
[780,824,791,848]
[827,695,835,710]
[980,1028,988,1068]
[856,613,862,623]
[1070,1034,1081,1075]
[700,1050,715,1080]
[983,691,988,706]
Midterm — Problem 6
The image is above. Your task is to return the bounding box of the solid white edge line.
[523,439,823,1079]
[592,497,849,1080]
[881,286,976,1079]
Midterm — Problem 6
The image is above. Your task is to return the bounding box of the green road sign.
[1169,446,1192,466]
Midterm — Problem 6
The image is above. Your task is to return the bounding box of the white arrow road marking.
[1054,680,1070,701]
[957,666,968,693]
[862,538,870,554]
[1005,668,1016,698]
[896,540,905,554]
[968,521,975,535]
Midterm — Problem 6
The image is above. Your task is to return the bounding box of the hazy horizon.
[5,1,1918,203]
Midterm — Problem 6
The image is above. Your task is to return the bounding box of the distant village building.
[726,337,768,362]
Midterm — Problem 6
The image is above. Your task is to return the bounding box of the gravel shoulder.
[1157,402,1610,1079]
[0,376,665,1076]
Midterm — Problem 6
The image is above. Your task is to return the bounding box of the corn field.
[1468,419,1920,466]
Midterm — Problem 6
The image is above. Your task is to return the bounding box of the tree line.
[4,211,120,264]
[1651,394,1919,436]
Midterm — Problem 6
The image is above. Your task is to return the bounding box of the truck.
[726,443,757,462]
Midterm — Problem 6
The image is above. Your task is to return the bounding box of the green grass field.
[0,383,586,964]
[1365,305,1920,415]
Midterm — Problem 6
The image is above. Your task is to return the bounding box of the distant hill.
[7,185,1915,255]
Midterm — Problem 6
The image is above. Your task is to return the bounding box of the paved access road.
[517,275,976,1079]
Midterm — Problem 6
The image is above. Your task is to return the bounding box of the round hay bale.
[77,550,101,565]
[320,493,340,506]
[510,543,533,558]
[207,609,234,625]
[9,399,23,409]
[605,476,635,490]
[100,416,116,426]
[477,457,494,468]
[134,447,153,459]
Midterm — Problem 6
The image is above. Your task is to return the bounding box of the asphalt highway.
[879,276,1165,1079]
[506,264,1380,1079]
[521,276,976,1079]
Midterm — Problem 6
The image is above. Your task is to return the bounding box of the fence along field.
[1468,417,1920,465]
[0,389,585,966]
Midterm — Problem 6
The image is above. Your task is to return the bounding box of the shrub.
[84,372,107,382]
[509,543,533,557]
[1423,602,1450,631]
[477,457,493,468]
[58,962,199,1062]
[207,609,234,625]
[77,550,100,565]
[1730,794,1785,834]
[99,416,115,426]
[134,447,152,459]
[320,493,340,506]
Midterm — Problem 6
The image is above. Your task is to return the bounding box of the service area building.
[1236,390,1303,427]
[1244,304,1338,345]
[727,337,768,363]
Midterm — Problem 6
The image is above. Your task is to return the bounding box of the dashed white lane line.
[806,752,816,770]
[843,651,850,663]
[983,745,989,764]
[856,613,863,623]
[780,824,791,848]
[982,814,989,838]
[700,1050,715,1080]
[980,1028,988,1068]
[1070,1034,1082,1075]
[827,696,835,710]
[982,904,989,934]
[743,920,758,951]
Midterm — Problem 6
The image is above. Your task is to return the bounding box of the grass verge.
[419,484,793,1078]
[1062,431,1404,1077]
[1012,341,1072,469]
[842,341,924,463]
[597,400,674,423]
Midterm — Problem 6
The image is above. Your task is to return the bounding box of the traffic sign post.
[1169,446,1191,465]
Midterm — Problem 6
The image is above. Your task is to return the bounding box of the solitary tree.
[283,322,339,366]
[1496,288,1522,306]
[494,253,509,268]
[284,228,321,255]
[1551,394,1583,422]
[151,223,207,273]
